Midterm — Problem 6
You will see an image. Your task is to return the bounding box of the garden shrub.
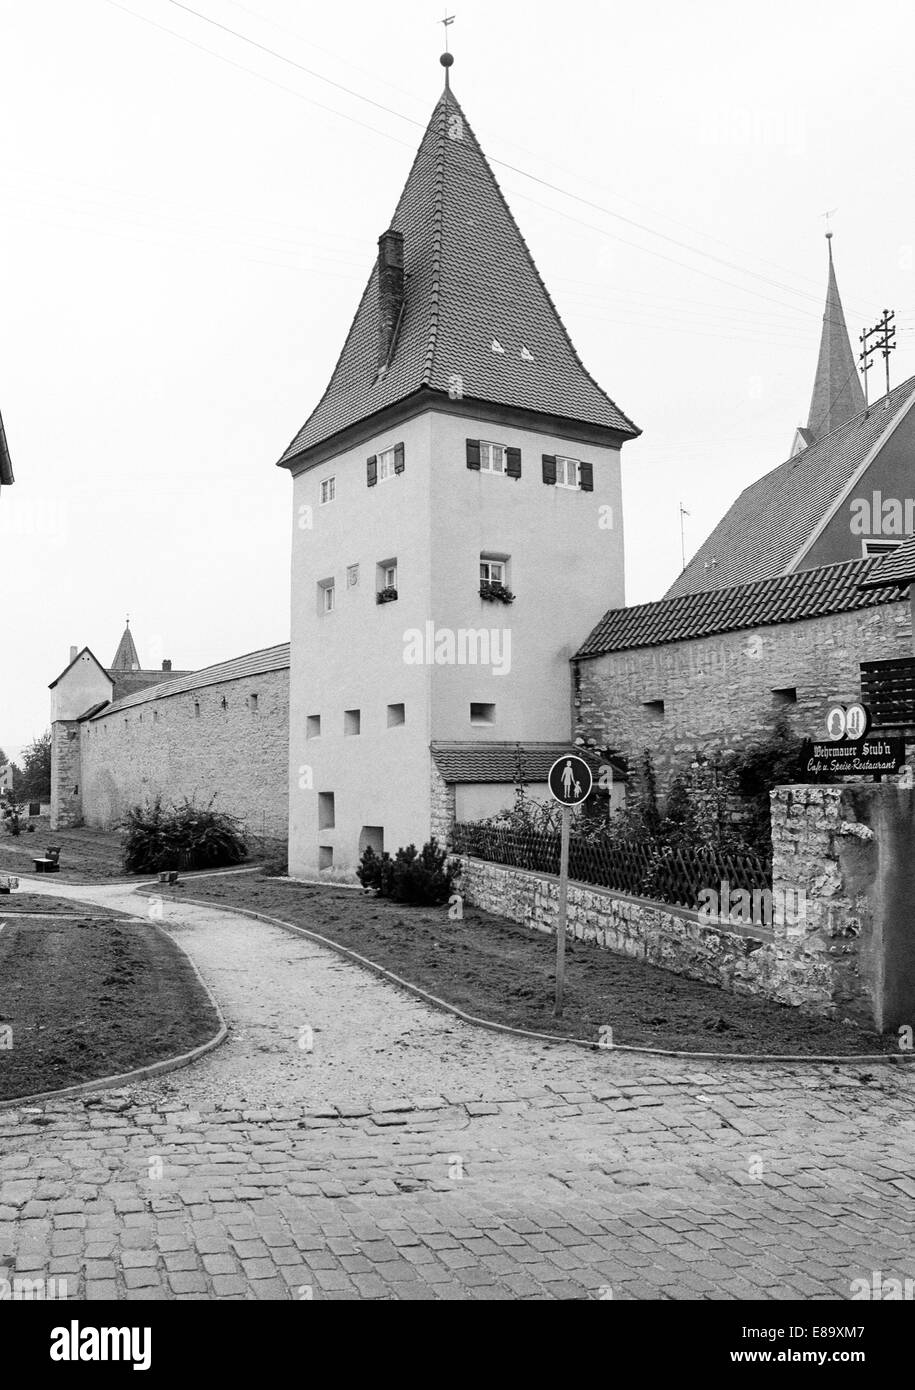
[122,797,247,873]
[357,838,454,905]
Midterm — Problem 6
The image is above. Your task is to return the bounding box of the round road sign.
[548,753,593,807]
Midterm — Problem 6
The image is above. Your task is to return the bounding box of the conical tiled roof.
[110,622,140,672]
[278,85,638,464]
[805,236,865,442]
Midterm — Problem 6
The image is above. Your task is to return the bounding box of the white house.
[277,59,639,877]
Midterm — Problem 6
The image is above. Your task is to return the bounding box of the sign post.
[547,753,594,1017]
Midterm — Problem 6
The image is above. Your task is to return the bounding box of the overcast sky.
[2,0,914,761]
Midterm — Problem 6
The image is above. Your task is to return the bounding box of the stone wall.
[430,761,455,846]
[574,600,912,791]
[75,666,288,847]
[50,720,82,829]
[454,782,915,1030]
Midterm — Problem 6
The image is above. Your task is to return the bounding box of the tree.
[19,731,51,803]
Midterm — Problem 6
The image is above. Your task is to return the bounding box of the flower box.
[479,580,515,604]
[376,587,398,604]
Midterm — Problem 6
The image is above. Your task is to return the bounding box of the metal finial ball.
[440,51,454,67]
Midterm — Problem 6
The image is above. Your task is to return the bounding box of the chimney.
[162,659,172,672]
[69,645,77,663]
[377,229,404,369]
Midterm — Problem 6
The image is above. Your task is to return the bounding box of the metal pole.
[554,805,570,1016]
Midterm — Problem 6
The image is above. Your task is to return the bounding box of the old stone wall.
[454,782,915,1030]
[574,600,911,791]
[50,720,82,829]
[77,666,288,847]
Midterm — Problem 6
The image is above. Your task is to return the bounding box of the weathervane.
[440,10,455,52]
[821,207,837,240]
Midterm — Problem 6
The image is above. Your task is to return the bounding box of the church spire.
[110,617,140,672]
[799,234,865,449]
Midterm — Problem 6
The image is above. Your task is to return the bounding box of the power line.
[152,0,873,316]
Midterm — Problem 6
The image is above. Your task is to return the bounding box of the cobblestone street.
[2,880,914,1300]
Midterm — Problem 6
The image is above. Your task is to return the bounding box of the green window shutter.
[542,454,557,485]
[505,447,522,479]
[578,461,594,492]
[466,439,481,470]
[394,442,405,474]
[366,455,377,487]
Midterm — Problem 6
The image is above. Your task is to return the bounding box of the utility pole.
[859,325,876,408]
[861,310,896,405]
[679,503,690,572]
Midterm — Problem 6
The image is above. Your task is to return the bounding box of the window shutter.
[466,439,481,470]
[394,442,405,474]
[366,454,377,487]
[578,461,594,492]
[505,447,522,479]
[542,454,557,485]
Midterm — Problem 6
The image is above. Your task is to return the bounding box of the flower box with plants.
[479,580,515,604]
[376,586,398,604]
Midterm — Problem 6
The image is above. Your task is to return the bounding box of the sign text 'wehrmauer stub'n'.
[800,737,906,782]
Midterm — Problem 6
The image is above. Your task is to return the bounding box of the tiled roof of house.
[277,86,638,464]
[109,670,194,703]
[860,535,915,589]
[86,643,290,719]
[577,557,906,659]
[665,375,915,599]
[431,741,612,783]
[0,410,12,487]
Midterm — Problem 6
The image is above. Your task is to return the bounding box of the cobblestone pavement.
[2,878,915,1300]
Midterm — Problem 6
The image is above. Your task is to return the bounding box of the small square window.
[643,699,665,720]
[556,456,579,489]
[344,709,361,736]
[320,476,336,504]
[318,846,334,870]
[470,702,496,726]
[480,441,506,474]
[249,693,258,712]
[306,714,321,739]
[772,687,797,707]
[480,558,506,585]
[387,702,405,727]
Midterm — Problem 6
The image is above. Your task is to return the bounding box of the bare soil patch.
[0,915,220,1100]
[167,873,894,1056]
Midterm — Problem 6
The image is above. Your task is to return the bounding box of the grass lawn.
[164,872,895,1057]
[0,913,221,1101]
[0,817,127,882]
[0,893,132,916]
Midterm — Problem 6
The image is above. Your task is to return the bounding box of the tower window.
[194,701,200,718]
[318,578,335,614]
[470,702,496,726]
[480,441,506,474]
[344,709,361,736]
[643,699,665,720]
[556,456,579,489]
[387,702,405,727]
[480,557,507,585]
[772,687,797,707]
[317,792,335,830]
[318,846,334,870]
[320,476,336,505]
[306,714,321,739]
[249,693,259,713]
